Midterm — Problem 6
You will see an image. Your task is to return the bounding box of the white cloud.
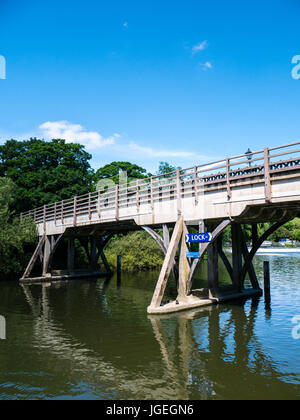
[199,61,213,71]
[39,121,119,150]
[128,142,213,162]
[192,40,208,55]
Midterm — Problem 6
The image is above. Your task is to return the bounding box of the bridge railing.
[20,142,300,226]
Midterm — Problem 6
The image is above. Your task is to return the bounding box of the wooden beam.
[21,235,46,279]
[207,239,219,297]
[231,224,243,291]
[42,236,51,276]
[67,238,75,272]
[177,221,191,298]
[217,235,233,283]
[264,147,272,202]
[142,225,179,281]
[187,219,232,292]
[239,226,260,289]
[149,217,184,309]
[241,219,290,282]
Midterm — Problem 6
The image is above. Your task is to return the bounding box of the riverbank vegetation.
[0,137,300,278]
[0,177,37,280]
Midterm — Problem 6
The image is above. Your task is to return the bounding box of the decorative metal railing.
[20,142,300,226]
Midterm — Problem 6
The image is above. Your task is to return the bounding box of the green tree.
[95,161,151,185]
[0,138,94,213]
[157,162,179,175]
[0,177,37,280]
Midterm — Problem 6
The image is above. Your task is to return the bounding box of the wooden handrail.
[19,142,300,225]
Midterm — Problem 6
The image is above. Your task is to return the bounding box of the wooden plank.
[177,221,191,298]
[207,230,219,297]
[115,185,119,220]
[42,236,51,276]
[149,217,183,308]
[187,219,231,292]
[21,235,46,279]
[231,224,243,291]
[239,226,260,289]
[176,169,182,215]
[264,147,272,202]
[67,238,75,272]
[226,158,232,199]
[217,235,233,283]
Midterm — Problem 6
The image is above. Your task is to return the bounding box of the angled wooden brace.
[21,234,46,280]
[148,217,185,310]
[186,219,232,293]
[142,225,179,281]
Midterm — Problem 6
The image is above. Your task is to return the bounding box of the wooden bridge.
[20,142,300,314]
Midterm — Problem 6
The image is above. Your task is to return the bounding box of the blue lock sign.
[185,233,213,243]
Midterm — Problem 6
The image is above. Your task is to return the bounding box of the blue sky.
[0,0,299,172]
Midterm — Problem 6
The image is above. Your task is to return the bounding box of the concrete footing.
[147,288,263,315]
[20,271,108,284]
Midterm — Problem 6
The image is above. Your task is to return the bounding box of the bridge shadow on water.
[0,270,294,400]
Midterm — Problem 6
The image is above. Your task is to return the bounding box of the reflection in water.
[148,298,299,400]
[0,255,299,400]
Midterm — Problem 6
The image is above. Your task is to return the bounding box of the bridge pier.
[20,233,113,283]
[147,217,263,315]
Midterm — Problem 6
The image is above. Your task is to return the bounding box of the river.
[0,254,299,400]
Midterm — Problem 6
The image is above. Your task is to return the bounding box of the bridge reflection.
[20,280,297,399]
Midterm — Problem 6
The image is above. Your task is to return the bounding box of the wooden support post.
[42,236,51,276]
[21,235,46,279]
[176,169,182,215]
[61,201,64,225]
[252,223,258,246]
[264,261,271,304]
[194,166,198,205]
[115,185,119,220]
[98,190,101,219]
[99,250,112,276]
[150,177,154,213]
[73,196,77,226]
[177,222,191,299]
[43,205,47,233]
[207,229,219,298]
[199,220,205,255]
[231,224,243,291]
[88,192,92,220]
[136,181,140,212]
[217,233,233,279]
[226,158,232,199]
[117,255,122,274]
[264,147,272,202]
[239,226,260,290]
[54,202,57,226]
[162,224,170,250]
[67,238,75,272]
[148,217,184,309]
[90,237,97,271]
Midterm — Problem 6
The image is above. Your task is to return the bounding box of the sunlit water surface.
[0,254,299,400]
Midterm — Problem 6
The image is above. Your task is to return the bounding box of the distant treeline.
[0,138,298,279]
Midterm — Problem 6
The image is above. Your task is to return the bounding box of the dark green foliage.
[0,177,37,280]
[157,162,178,175]
[0,138,94,213]
[104,231,164,271]
[95,161,151,185]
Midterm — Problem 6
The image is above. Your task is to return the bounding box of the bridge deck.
[20,142,300,236]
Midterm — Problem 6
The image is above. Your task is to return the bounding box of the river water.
[0,254,299,400]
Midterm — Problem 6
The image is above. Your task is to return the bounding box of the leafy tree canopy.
[0,138,94,213]
[95,161,151,185]
[157,162,181,175]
